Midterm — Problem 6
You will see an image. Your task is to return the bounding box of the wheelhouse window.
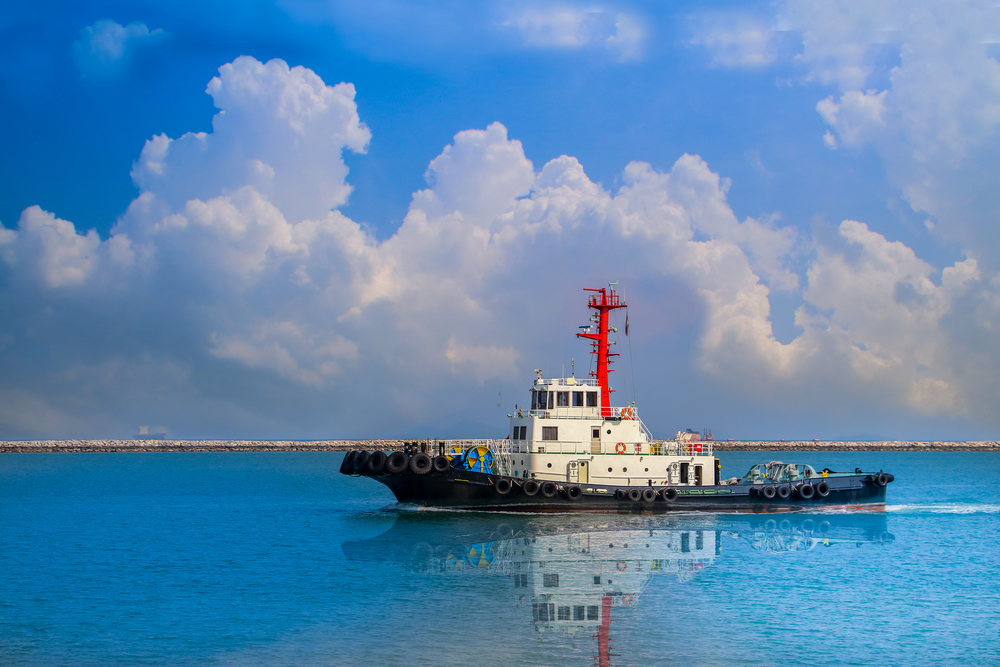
[573,391,584,406]
[557,391,569,407]
[542,427,558,441]
[586,392,598,407]
[532,391,553,410]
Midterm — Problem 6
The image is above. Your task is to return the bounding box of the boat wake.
[885,503,1000,515]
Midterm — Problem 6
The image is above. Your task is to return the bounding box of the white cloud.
[71,19,170,77]
[2,206,136,288]
[2,55,1000,439]
[502,6,645,61]
[691,17,777,68]
[777,0,1000,270]
[128,56,371,226]
[815,89,887,148]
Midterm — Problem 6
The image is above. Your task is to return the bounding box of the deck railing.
[503,440,714,457]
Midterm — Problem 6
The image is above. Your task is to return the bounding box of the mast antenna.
[576,285,626,418]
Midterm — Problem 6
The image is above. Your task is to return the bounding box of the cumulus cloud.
[1,55,999,439]
[71,19,170,77]
[776,0,1000,271]
[129,56,371,226]
[502,6,645,61]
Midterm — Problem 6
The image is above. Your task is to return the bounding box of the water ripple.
[885,503,1000,514]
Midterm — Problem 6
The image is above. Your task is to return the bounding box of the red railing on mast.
[576,286,626,418]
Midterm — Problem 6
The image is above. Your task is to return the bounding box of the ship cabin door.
[568,460,590,483]
[591,428,601,454]
[694,465,703,486]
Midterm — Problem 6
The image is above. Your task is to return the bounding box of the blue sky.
[1,0,998,440]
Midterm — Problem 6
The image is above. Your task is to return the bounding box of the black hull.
[354,466,890,514]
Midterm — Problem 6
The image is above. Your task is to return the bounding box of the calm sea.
[1,451,998,666]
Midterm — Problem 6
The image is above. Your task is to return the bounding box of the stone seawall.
[1,439,998,453]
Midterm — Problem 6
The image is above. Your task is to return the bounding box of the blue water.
[1,451,998,666]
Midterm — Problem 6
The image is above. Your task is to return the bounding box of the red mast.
[576,286,626,418]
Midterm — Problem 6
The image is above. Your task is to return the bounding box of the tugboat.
[341,286,894,512]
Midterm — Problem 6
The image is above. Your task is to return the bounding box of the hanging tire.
[797,483,815,500]
[662,487,678,501]
[366,451,387,475]
[815,480,830,497]
[762,485,776,499]
[876,473,889,487]
[409,452,432,475]
[523,480,540,496]
[495,478,512,495]
[385,452,408,474]
[627,488,642,502]
[541,481,558,498]
[776,485,790,499]
[566,485,582,501]
[340,451,356,475]
[352,451,371,475]
[642,488,657,502]
[432,455,450,473]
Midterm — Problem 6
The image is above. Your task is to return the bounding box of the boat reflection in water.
[342,511,893,665]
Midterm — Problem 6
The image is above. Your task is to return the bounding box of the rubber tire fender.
[875,473,889,487]
[565,485,582,501]
[432,455,450,473]
[352,451,372,475]
[385,452,409,474]
[366,451,387,475]
[662,487,678,501]
[541,481,558,498]
[797,483,815,500]
[340,450,357,475]
[627,488,642,502]
[522,480,540,496]
[776,485,791,500]
[641,488,657,502]
[815,481,830,497]
[409,452,432,475]
[495,478,513,495]
[762,485,776,499]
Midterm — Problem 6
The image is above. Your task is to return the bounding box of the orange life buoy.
[621,407,632,420]
[616,561,627,571]
[615,442,626,454]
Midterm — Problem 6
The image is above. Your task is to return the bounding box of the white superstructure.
[506,377,716,487]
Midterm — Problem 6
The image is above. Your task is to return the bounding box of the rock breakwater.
[1,439,997,453]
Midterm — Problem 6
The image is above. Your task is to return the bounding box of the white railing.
[528,408,602,419]
[534,377,598,387]
[441,437,713,468]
